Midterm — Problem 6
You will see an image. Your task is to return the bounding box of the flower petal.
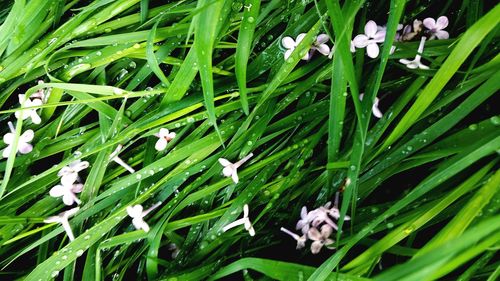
[372,103,383,118]
[352,35,369,48]
[127,205,143,218]
[310,241,323,254]
[61,174,78,187]
[231,171,239,183]
[132,217,146,230]
[2,146,12,158]
[50,185,66,197]
[436,16,449,30]
[423,17,436,30]
[316,44,330,56]
[295,33,307,44]
[70,160,89,172]
[284,49,293,60]
[62,193,75,206]
[18,143,33,154]
[321,224,333,237]
[218,158,231,167]
[300,206,308,219]
[30,111,41,124]
[20,130,34,142]
[399,59,412,65]
[71,183,84,193]
[3,132,14,144]
[243,204,249,218]
[366,43,380,58]
[364,20,378,37]
[154,138,167,151]
[158,128,169,138]
[435,30,449,40]
[316,34,329,44]
[281,36,295,49]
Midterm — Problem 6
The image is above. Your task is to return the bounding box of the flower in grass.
[154,128,176,151]
[310,34,330,57]
[222,204,255,236]
[2,121,34,158]
[15,94,43,124]
[218,153,253,184]
[280,227,306,249]
[308,224,334,254]
[400,19,423,41]
[423,16,449,40]
[58,159,89,186]
[352,20,386,58]
[44,207,80,241]
[359,94,383,119]
[281,33,310,60]
[126,202,162,232]
[31,80,51,102]
[49,183,83,206]
[109,145,135,173]
[399,36,430,70]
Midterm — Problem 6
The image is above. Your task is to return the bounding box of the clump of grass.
[0,1,499,280]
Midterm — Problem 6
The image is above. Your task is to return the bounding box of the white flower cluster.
[281,200,350,254]
[50,160,89,206]
[281,33,332,61]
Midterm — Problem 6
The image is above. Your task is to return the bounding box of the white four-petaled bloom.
[126,202,162,232]
[281,33,310,60]
[280,227,307,249]
[49,183,83,206]
[359,94,383,119]
[310,34,330,57]
[308,224,334,254]
[2,121,34,158]
[58,159,90,186]
[352,20,386,58]
[15,94,43,124]
[109,145,135,173]
[44,207,80,241]
[222,204,255,236]
[218,153,253,184]
[423,16,449,40]
[154,128,176,151]
[399,36,430,70]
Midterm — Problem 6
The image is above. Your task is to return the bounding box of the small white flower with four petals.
[126,202,162,232]
[352,20,386,58]
[308,224,334,254]
[399,36,430,70]
[44,207,80,241]
[57,159,89,186]
[2,121,34,158]
[49,183,83,206]
[423,16,449,40]
[15,94,43,124]
[154,128,176,151]
[281,33,310,60]
[218,153,253,184]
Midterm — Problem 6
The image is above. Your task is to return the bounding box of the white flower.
[2,121,34,158]
[126,202,162,232]
[44,207,80,241]
[296,206,312,234]
[281,33,310,60]
[280,227,307,249]
[308,225,334,254]
[15,94,43,124]
[31,80,50,102]
[218,153,253,184]
[359,94,383,118]
[109,145,135,173]
[310,34,330,57]
[352,20,386,58]
[57,159,89,186]
[222,204,255,236]
[49,183,83,206]
[154,128,176,151]
[399,36,430,70]
[423,16,449,40]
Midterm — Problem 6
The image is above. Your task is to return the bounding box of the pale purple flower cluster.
[281,199,350,254]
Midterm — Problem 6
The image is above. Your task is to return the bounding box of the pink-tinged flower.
[308,225,334,254]
[280,227,307,249]
[218,153,253,184]
[310,34,330,57]
[57,159,89,186]
[154,128,176,151]
[44,207,80,241]
[399,36,430,70]
[352,20,386,58]
[222,204,255,236]
[423,16,449,40]
[2,121,34,158]
[126,202,162,232]
[49,183,83,206]
[359,94,383,119]
[281,33,310,60]
[15,94,43,124]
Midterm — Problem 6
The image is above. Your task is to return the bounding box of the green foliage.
[0,0,498,280]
